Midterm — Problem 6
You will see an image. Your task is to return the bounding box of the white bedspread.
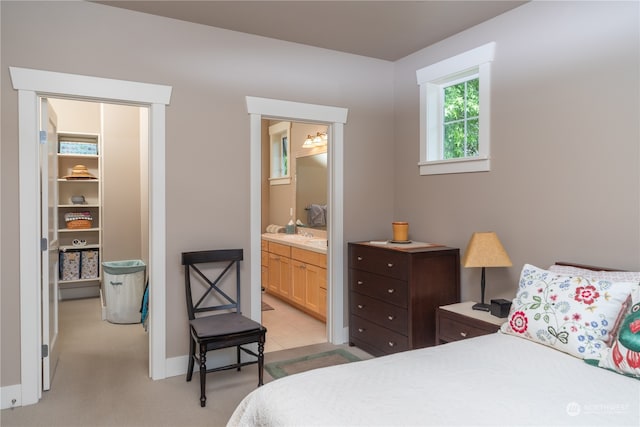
[228,333,639,426]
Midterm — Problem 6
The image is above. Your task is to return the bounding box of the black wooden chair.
[182,249,267,407]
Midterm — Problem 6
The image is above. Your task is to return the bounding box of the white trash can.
[102,260,146,324]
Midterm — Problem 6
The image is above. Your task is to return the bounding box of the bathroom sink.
[305,238,327,248]
[278,234,308,241]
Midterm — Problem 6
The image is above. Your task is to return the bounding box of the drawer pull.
[357,304,364,309]
[388,341,395,347]
[358,328,365,333]
[357,256,363,261]
[387,288,395,294]
[357,280,364,285]
[460,332,468,338]
[387,315,395,321]
[387,263,394,268]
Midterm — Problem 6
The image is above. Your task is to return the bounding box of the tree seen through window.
[443,77,479,159]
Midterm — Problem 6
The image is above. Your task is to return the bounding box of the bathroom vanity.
[261,232,328,322]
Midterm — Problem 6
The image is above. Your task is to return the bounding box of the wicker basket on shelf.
[66,219,93,229]
[65,212,93,229]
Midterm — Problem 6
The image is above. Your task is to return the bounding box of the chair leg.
[199,343,207,407]
[186,337,195,382]
[237,345,241,371]
[258,333,265,386]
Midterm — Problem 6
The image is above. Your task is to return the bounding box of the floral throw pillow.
[500,264,636,360]
[596,285,640,378]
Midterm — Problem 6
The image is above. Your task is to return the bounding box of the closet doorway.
[11,66,171,406]
[47,97,150,387]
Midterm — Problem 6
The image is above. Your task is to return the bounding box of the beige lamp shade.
[462,232,512,268]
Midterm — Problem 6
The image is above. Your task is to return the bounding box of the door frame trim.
[10,67,172,405]
[245,96,348,343]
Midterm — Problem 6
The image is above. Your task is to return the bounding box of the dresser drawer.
[269,241,291,257]
[349,244,408,280]
[437,309,500,343]
[350,293,408,335]
[349,269,407,308]
[350,315,409,355]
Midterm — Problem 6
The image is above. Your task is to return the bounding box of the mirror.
[296,152,327,229]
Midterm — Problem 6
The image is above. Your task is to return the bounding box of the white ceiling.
[94,1,527,61]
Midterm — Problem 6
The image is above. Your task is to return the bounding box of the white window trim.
[417,42,495,175]
[268,121,291,185]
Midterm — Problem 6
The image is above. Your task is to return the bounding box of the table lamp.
[462,232,512,311]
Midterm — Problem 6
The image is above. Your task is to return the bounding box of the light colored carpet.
[265,348,361,379]
[0,297,371,427]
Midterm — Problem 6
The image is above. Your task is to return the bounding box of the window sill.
[269,176,291,186]
[418,157,490,176]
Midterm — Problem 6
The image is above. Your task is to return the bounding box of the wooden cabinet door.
[278,255,291,298]
[291,259,306,306]
[319,287,327,321]
[267,253,282,295]
[305,264,326,317]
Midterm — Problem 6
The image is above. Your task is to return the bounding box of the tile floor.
[261,291,327,352]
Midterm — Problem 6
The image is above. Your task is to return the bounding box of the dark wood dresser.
[348,242,460,356]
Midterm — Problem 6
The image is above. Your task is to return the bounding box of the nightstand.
[436,301,506,345]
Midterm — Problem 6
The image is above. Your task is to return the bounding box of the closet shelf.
[59,227,100,233]
[60,244,100,251]
[59,277,101,285]
[57,153,98,159]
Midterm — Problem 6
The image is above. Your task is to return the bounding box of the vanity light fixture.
[303,135,315,148]
[302,132,328,148]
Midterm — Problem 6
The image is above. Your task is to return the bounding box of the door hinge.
[42,344,49,358]
[41,237,48,251]
[39,130,47,145]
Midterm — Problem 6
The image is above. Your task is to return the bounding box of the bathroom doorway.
[260,120,329,352]
[246,96,349,349]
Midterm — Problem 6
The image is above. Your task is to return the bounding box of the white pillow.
[548,264,640,283]
[500,264,636,360]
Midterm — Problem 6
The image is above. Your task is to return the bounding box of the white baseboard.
[341,326,349,344]
[165,347,255,379]
[165,355,190,378]
[1,384,22,409]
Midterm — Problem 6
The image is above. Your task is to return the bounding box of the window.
[269,121,291,185]
[416,42,495,175]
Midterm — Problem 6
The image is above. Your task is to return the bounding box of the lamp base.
[472,302,491,312]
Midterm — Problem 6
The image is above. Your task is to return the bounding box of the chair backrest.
[181,249,244,320]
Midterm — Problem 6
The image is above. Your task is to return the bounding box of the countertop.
[261,233,327,254]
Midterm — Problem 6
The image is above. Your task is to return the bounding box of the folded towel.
[307,204,327,227]
[266,224,286,233]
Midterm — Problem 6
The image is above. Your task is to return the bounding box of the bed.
[228,263,640,426]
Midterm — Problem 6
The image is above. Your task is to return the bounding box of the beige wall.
[2,0,637,391]
[102,103,143,263]
[393,1,640,302]
[1,0,395,387]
